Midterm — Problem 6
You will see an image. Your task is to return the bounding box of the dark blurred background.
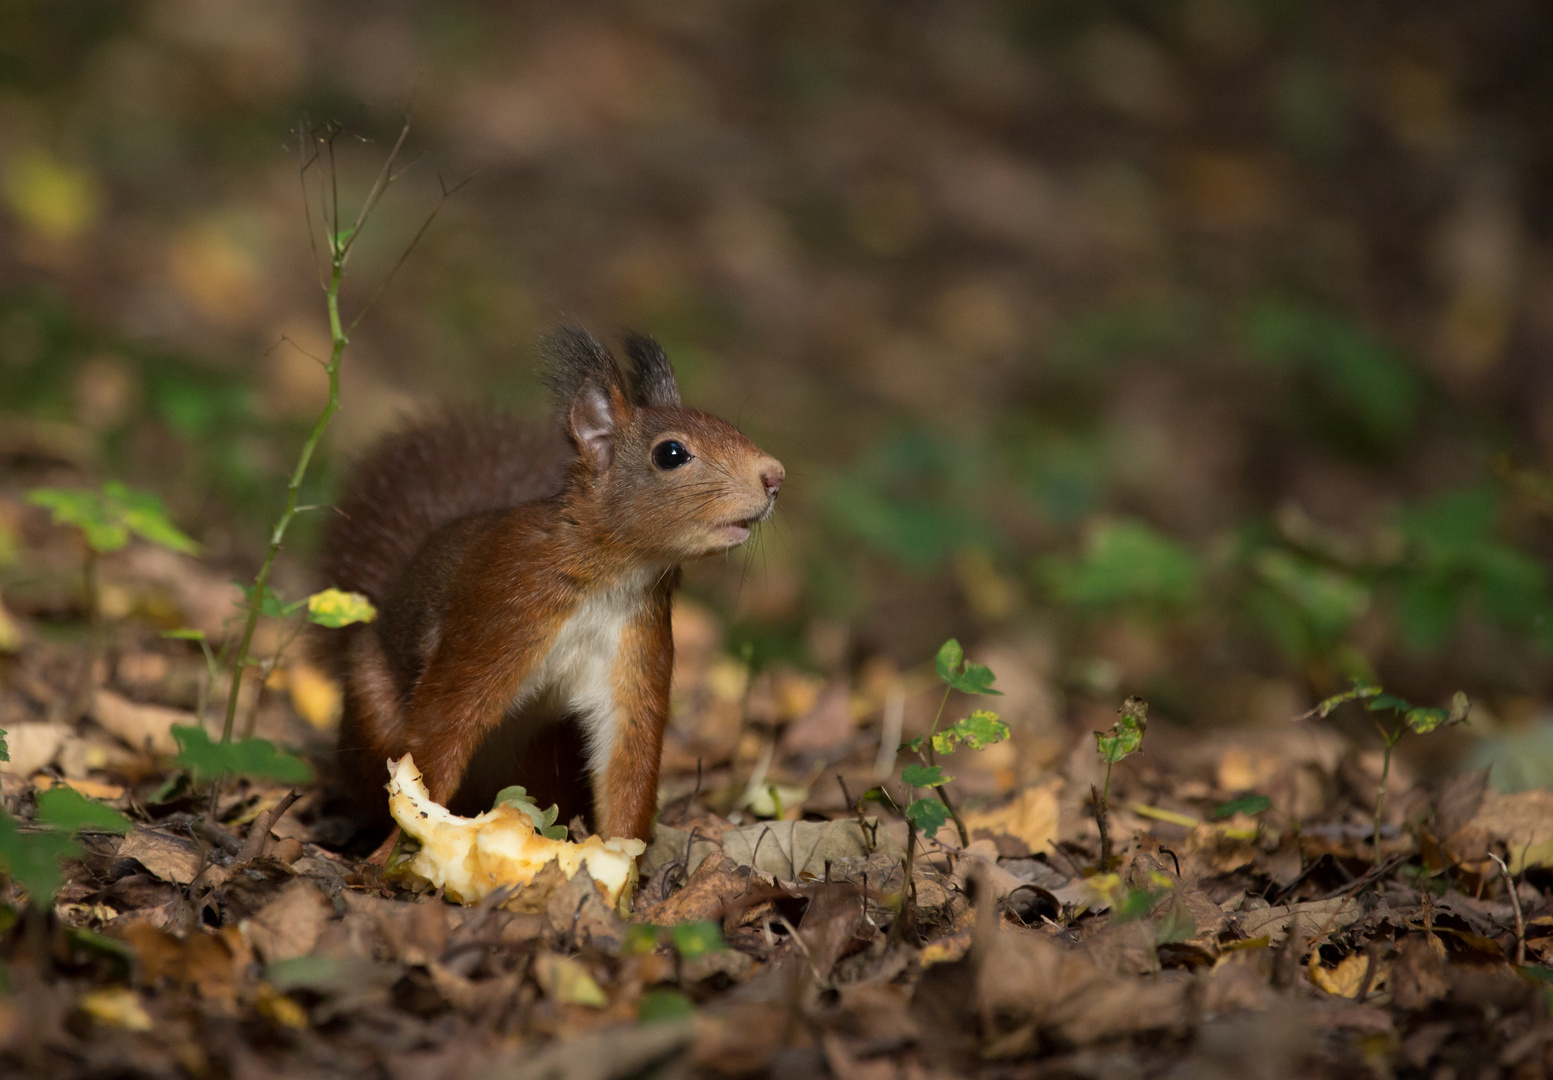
[5,0,1553,780]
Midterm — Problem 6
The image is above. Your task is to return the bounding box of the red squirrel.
[315,327,783,842]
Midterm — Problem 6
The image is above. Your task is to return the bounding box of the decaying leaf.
[533,953,607,1008]
[1470,789,1553,873]
[76,986,153,1031]
[1309,951,1387,998]
[1233,897,1362,946]
[962,782,1061,855]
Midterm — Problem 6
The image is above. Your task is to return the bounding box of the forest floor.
[1,509,1552,1080]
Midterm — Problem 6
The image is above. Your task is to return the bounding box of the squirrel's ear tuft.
[622,333,682,408]
[541,326,631,470]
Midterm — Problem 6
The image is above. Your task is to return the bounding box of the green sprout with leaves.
[494,785,569,840]
[1093,696,1149,871]
[896,639,1007,846]
[1299,682,1469,867]
[26,481,200,647]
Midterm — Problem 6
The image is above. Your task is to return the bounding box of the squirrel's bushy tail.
[314,408,570,678]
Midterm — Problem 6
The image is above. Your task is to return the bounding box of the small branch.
[347,171,473,335]
[1490,852,1527,966]
[1373,732,1396,870]
[236,788,302,865]
[1092,782,1112,871]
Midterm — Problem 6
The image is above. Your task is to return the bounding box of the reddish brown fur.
[317,329,782,842]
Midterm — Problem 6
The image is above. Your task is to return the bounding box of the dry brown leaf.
[1392,934,1450,1010]
[707,819,901,881]
[117,828,226,888]
[1233,897,1361,946]
[1309,951,1387,998]
[91,689,198,756]
[962,782,1060,856]
[0,722,66,777]
[242,880,332,963]
[633,854,748,927]
[120,921,249,1007]
[1471,789,1553,873]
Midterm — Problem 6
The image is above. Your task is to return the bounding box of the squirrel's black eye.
[652,440,691,470]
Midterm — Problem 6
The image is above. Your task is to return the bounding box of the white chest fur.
[517,569,655,775]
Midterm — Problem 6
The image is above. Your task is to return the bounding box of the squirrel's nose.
[761,463,784,498]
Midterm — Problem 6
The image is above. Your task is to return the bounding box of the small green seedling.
[1093,696,1149,870]
[26,482,199,637]
[624,919,724,1020]
[0,786,132,908]
[26,482,200,558]
[494,785,569,840]
[172,724,314,786]
[893,640,1008,846]
[1214,794,1272,819]
[1300,682,1468,867]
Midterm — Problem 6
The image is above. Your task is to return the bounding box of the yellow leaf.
[2,148,99,242]
[78,986,153,1031]
[963,783,1061,855]
[534,954,607,1008]
[254,983,308,1028]
[1309,951,1387,998]
[286,662,341,729]
[305,588,377,628]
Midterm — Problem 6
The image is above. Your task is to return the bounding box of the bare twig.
[1091,783,1112,871]
[1490,851,1527,966]
[236,788,302,865]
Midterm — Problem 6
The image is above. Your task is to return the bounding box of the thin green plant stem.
[920,686,969,846]
[1373,725,1397,870]
[219,260,345,746]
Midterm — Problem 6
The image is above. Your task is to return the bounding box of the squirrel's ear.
[541,326,632,471]
[622,333,681,408]
[568,382,619,469]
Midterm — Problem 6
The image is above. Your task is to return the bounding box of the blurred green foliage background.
[4,0,1553,743]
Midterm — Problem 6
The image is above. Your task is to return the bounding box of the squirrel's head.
[542,327,784,560]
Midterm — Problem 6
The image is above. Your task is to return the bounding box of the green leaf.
[161,628,207,642]
[35,787,132,835]
[638,988,695,1024]
[624,924,663,955]
[27,487,127,551]
[1040,519,1200,611]
[305,588,378,628]
[1214,794,1272,819]
[934,639,964,684]
[905,797,950,836]
[0,729,8,763]
[1253,549,1369,644]
[106,482,200,554]
[171,725,314,784]
[1112,887,1157,922]
[494,785,568,839]
[931,710,1010,755]
[0,811,79,903]
[670,921,725,960]
[933,638,1002,696]
[1303,682,1380,720]
[901,763,949,788]
[1405,691,1470,735]
[27,483,199,555]
[1095,697,1148,764]
[238,584,289,619]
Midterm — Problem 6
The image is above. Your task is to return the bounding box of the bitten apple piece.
[386,755,645,912]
